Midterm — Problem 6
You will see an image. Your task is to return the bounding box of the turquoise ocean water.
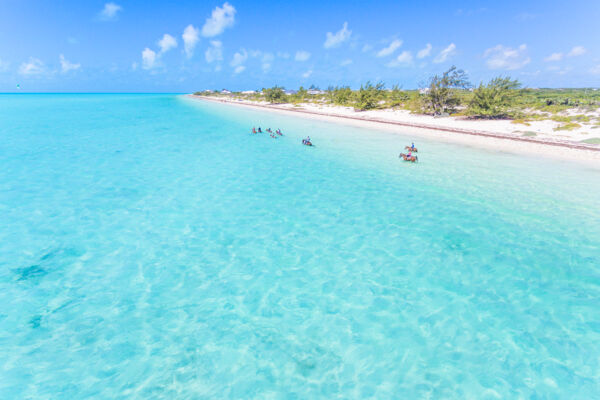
[1,94,599,399]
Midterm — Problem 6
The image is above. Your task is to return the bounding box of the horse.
[302,139,313,146]
[404,146,418,152]
[399,153,418,162]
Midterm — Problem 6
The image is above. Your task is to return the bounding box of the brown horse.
[404,146,418,152]
[399,153,418,162]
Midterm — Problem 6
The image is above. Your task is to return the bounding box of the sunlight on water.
[1,94,599,398]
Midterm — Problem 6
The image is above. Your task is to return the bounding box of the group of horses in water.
[399,144,418,162]
[252,127,416,159]
[251,127,313,146]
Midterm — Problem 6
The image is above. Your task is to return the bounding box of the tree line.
[199,67,600,119]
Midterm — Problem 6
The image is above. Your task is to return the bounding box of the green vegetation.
[581,138,600,144]
[467,77,521,118]
[195,71,599,127]
[422,66,471,115]
[262,86,286,103]
[554,122,582,131]
[355,81,386,111]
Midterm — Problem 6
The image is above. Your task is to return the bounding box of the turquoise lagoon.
[1,94,599,398]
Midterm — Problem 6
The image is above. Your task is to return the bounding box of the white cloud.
[515,12,537,21]
[202,2,236,37]
[205,40,223,63]
[568,46,586,57]
[182,25,200,58]
[483,44,530,70]
[230,49,248,67]
[59,54,80,73]
[0,58,9,72]
[340,59,353,66]
[99,3,122,21]
[376,39,403,57]
[362,44,372,53]
[158,34,177,54]
[590,65,600,74]
[261,52,274,72]
[295,50,311,62]
[386,51,413,67]
[277,52,290,59]
[417,43,432,59]
[131,62,138,71]
[547,65,572,75]
[142,48,157,69]
[19,58,45,75]
[324,22,351,49]
[433,43,456,63]
[234,65,245,74]
[544,52,563,62]
[302,70,313,78]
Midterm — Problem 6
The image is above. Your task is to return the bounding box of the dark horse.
[404,145,418,152]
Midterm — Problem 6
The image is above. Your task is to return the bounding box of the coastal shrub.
[355,81,385,111]
[554,122,581,131]
[581,138,600,144]
[386,84,410,107]
[327,86,354,107]
[422,66,471,115]
[467,77,521,118]
[290,86,308,104]
[263,86,287,103]
[511,119,531,126]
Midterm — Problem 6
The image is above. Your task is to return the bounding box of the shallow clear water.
[1,94,599,399]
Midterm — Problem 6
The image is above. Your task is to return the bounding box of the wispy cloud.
[0,58,10,72]
[590,65,600,75]
[230,49,248,67]
[205,40,223,63]
[182,25,200,58]
[277,52,290,59]
[417,43,432,59]
[362,44,372,53]
[515,12,537,21]
[261,52,274,72]
[158,34,177,54]
[142,48,157,69]
[59,54,80,73]
[234,65,245,74]
[302,70,313,78]
[544,52,563,62]
[484,44,530,70]
[386,51,413,67]
[295,50,311,62]
[568,46,586,57]
[547,65,572,75]
[19,58,45,75]
[202,2,236,37]
[433,43,456,63]
[324,22,351,49]
[340,59,353,66]
[99,3,122,21]
[376,39,403,57]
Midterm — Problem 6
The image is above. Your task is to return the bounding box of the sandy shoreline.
[187,95,600,167]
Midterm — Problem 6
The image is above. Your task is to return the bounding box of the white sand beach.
[189,95,600,167]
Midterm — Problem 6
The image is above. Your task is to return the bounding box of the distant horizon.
[2,85,600,95]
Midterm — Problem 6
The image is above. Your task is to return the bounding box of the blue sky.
[1,0,599,92]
